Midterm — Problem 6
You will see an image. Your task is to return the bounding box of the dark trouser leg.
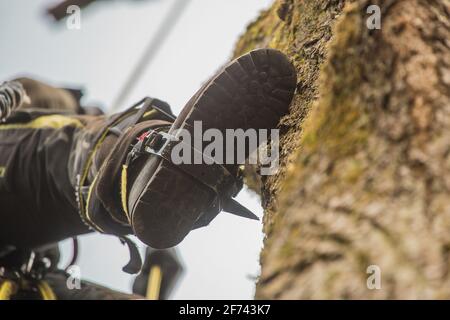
[0,77,109,247]
[0,96,172,248]
[0,119,91,248]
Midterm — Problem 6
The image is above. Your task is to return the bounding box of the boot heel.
[131,162,214,249]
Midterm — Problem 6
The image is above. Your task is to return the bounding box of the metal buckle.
[144,130,178,157]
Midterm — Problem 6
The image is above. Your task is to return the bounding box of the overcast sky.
[0,0,273,299]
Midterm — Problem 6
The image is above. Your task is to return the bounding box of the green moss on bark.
[236,0,450,299]
[233,0,345,232]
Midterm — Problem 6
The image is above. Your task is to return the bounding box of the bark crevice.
[234,0,450,299]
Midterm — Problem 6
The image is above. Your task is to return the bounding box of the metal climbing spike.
[222,198,259,221]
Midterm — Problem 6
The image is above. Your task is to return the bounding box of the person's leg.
[78,49,297,249]
[0,77,82,122]
[0,114,92,248]
[0,95,174,249]
[0,76,112,248]
[0,49,296,251]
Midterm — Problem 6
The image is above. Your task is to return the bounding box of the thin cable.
[110,0,192,112]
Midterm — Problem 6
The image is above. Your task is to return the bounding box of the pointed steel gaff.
[222,198,259,221]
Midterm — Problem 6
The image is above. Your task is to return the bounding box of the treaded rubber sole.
[186,49,297,131]
[130,48,297,249]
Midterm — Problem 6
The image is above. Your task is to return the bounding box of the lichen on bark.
[234,0,450,299]
[234,0,345,229]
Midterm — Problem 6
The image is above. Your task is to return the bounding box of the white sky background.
[0,0,273,299]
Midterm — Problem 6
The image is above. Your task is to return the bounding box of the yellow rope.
[146,266,163,300]
[37,280,57,300]
[85,174,106,233]
[121,164,131,222]
[0,280,16,300]
[0,114,83,130]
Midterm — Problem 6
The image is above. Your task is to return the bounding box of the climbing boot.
[119,48,296,248]
[79,48,296,250]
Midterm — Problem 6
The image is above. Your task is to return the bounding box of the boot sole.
[130,49,297,248]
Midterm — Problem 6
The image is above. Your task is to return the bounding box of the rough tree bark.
[233,0,450,299]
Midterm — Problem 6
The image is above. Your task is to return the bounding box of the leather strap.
[77,97,172,231]
[128,129,242,200]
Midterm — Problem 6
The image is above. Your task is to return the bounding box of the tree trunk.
[234,0,450,299]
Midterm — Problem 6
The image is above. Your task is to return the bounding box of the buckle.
[144,130,178,157]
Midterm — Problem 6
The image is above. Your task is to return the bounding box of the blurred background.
[0,0,272,299]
